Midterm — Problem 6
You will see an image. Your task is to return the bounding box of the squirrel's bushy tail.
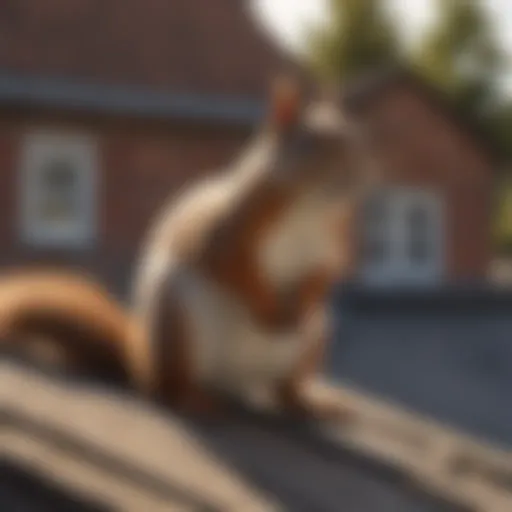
[0,268,145,384]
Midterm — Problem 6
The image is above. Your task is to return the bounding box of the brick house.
[0,2,499,294]
[341,67,499,289]
[0,0,295,293]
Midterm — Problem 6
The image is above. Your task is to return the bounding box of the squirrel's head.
[263,75,370,198]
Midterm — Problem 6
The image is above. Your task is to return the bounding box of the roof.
[0,70,265,126]
[0,0,301,124]
[342,65,502,166]
[4,361,498,511]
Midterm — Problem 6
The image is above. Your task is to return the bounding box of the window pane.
[364,236,387,264]
[365,196,386,229]
[407,205,430,263]
[37,159,79,224]
[21,132,97,248]
[363,196,388,265]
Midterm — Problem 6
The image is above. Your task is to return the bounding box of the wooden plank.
[2,360,504,511]
[309,379,512,512]
[1,362,279,512]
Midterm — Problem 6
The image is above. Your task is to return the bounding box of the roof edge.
[0,70,266,125]
[342,63,504,167]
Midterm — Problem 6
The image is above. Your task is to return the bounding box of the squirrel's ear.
[268,75,302,130]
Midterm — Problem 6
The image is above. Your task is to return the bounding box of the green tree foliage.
[415,0,504,118]
[307,0,400,81]
[493,175,512,255]
[308,0,504,115]
[307,0,512,254]
[414,0,510,253]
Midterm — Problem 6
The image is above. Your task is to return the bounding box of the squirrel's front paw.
[277,386,355,425]
[298,397,355,425]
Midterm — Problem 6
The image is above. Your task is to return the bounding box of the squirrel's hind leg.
[142,271,226,418]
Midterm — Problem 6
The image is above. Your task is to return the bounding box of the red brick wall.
[0,120,19,247]
[0,112,250,294]
[100,123,246,252]
[354,85,495,283]
[0,89,496,292]
[0,0,291,97]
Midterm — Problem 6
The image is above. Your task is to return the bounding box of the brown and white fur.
[0,268,144,384]
[131,78,367,420]
[0,79,368,422]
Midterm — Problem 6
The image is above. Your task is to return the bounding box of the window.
[362,195,389,266]
[362,187,443,286]
[20,132,97,248]
[407,204,431,264]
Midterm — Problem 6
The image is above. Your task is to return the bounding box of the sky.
[254,0,435,52]
[255,0,512,88]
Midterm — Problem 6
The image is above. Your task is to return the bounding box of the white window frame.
[361,186,444,288]
[19,130,98,248]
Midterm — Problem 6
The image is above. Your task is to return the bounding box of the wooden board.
[2,359,511,511]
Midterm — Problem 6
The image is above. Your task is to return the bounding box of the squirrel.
[0,77,366,423]
[130,76,366,420]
